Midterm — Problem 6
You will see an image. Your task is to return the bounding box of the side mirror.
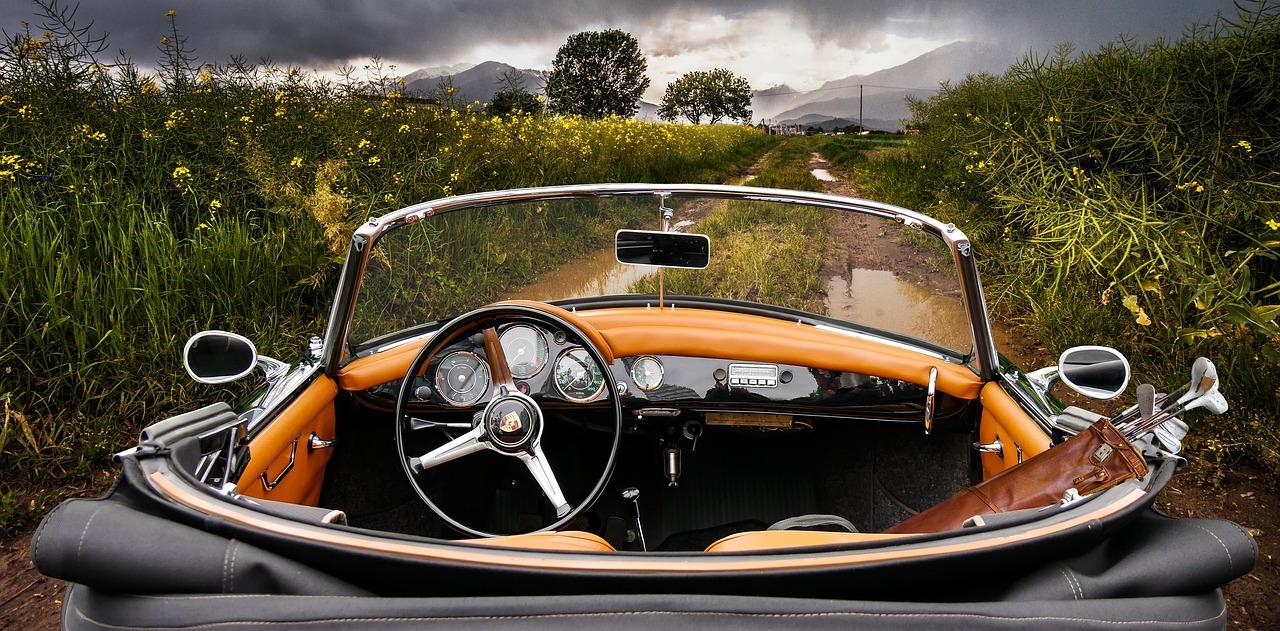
[183,330,260,384]
[1055,345,1131,400]
[615,229,710,269]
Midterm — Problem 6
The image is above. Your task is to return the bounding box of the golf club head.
[1137,383,1156,422]
[1176,357,1215,405]
[1154,423,1184,454]
[1192,389,1229,415]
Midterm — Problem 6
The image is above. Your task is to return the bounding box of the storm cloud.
[0,0,1242,84]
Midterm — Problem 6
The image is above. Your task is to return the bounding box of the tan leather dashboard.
[337,303,983,399]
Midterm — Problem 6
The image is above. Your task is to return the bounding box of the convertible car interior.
[34,185,1254,629]
[236,299,1047,553]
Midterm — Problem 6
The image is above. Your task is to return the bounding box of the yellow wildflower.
[357,138,371,149]
[172,165,191,179]
[1234,139,1253,153]
[197,70,213,84]
[1266,219,1280,231]
[165,9,176,17]
[290,156,303,168]
[367,155,381,165]
[1045,115,1061,124]
[239,115,252,123]
[141,129,157,140]
[209,199,222,210]
[397,124,410,133]
[197,222,209,230]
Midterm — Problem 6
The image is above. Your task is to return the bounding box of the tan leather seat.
[461,531,616,553]
[704,530,914,553]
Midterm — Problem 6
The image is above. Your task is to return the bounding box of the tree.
[658,68,752,124]
[490,68,542,116]
[545,29,649,118]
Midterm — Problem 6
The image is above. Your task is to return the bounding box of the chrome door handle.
[260,436,298,490]
[974,438,1003,458]
[308,432,336,451]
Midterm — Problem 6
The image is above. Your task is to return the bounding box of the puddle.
[824,266,1019,360]
[811,168,838,182]
[505,247,655,302]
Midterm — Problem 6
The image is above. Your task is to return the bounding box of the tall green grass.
[858,2,1280,481]
[0,7,773,529]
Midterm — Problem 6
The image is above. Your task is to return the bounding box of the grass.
[0,9,775,531]
[631,137,829,311]
[856,1,1280,483]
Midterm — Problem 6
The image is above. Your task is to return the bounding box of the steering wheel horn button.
[485,395,539,450]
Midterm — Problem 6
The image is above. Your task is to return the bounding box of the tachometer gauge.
[433,351,490,407]
[500,324,549,379]
[630,356,664,392]
[554,347,606,403]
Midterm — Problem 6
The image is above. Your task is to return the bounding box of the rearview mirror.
[1057,345,1130,400]
[183,330,259,384]
[615,229,710,269]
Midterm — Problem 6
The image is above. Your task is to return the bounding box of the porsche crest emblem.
[498,410,523,433]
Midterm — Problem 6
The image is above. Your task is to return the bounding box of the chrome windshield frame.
[320,183,1001,379]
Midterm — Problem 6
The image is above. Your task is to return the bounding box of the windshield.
[349,193,973,356]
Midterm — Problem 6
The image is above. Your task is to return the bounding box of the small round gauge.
[630,356,664,392]
[554,347,606,403]
[433,351,490,407]
[500,324,549,379]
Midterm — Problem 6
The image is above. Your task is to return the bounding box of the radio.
[727,363,778,388]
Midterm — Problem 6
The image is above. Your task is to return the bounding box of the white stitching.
[1056,565,1081,600]
[228,541,238,593]
[71,602,1230,630]
[1064,566,1085,600]
[76,505,107,565]
[1190,523,1233,573]
[221,541,234,593]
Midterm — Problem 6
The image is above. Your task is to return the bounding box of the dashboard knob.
[414,385,432,400]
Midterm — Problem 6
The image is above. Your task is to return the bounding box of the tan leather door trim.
[978,382,1052,477]
[239,376,338,505]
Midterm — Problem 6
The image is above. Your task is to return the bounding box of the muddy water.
[811,168,838,182]
[824,266,1020,360]
[505,248,655,302]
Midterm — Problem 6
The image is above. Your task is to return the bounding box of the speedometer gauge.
[554,347,605,403]
[499,325,549,379]
[434,351,490,407]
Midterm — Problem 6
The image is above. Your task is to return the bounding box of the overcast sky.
[1,1,1242,99]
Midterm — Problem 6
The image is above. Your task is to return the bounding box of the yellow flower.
[1266,219,1280,231]
[397,124,410,133]
[367,155,381,165]
[165,9,176,17]
[197,70,213,84]
[172,165,191,179]
[357,138,371,149]
[197,222,209,230]
[141,129,156,140]
[1234,139,1253,153]
[239,115,252,123]
[1045,115,1061,124]
[209,199,222,209]
[290,156,303,168]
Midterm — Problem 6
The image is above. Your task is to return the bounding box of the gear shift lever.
[622,487,647,551]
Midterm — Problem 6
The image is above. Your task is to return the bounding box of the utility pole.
[858,84,863,132]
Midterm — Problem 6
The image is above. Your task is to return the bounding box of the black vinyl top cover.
[31,456,1256,629]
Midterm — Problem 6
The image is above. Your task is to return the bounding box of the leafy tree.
[490,68,542,116]
[658,68,752,124]
[545,29,649,118]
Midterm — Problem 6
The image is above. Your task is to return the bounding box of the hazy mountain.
[775,115,898,132]
[750,84,803,124]
[764,41,1019,127]
[404,60,548,104]
[400,62,473,85]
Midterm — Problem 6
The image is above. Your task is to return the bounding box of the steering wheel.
[394,303,622,537]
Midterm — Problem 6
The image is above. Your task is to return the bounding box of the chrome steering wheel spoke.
[410,424,487,472]
[519,443,571,518]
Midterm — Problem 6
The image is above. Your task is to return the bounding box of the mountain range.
[399,40,1018,129]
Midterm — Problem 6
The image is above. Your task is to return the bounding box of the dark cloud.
[0,0,1242,70]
